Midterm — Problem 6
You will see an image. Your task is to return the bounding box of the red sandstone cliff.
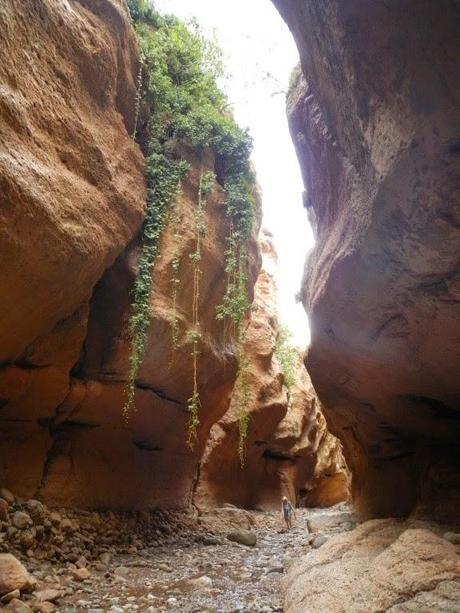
[273,0,460,520]
[0,0,261,509]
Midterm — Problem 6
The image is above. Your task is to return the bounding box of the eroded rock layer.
[195,232,349,510]
[274,0,460,519]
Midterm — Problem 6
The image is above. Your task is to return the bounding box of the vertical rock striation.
[273,0,460,519]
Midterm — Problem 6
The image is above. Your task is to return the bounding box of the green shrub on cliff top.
[124,0,255,456]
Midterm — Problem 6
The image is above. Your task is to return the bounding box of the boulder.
[227,529,257,547]
[311,535,328,549]
[283,520,460,612]
[12,512,32,530]
[307,511,357,533]
[6,599,33,613]
[0,554,36,596]
[199,507,255,533]
[26,501,45,526]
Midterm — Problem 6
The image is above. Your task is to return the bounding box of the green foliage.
[168,194,182,359]
[124,1,256,447]
[187,390,201,447]
[187,166,215,446]
[127,0,160,27]
[287,63,302,98]
[123,155,188,419]
[236,332,250,465]
[275,325,300,389]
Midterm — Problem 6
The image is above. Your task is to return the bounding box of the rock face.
[300,432,349,509]
[195,233,349,509]
[283,519,460,613]
[0,0,144,501]
[49,146,260,509]
[0,1,260,508]
[274,0,460,519]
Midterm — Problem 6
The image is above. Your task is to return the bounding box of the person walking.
[281,495,296,530]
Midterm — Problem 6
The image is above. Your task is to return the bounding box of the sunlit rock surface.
[274,0,460,519]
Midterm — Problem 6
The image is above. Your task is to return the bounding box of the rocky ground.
[2,487,459,612]
[0,488,357,612]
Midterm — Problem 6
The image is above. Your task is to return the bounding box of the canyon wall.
[0,0,261,509]
[0,0,144,505]
[273,0,460,519]
[195,232,349,510]
[0,0,350,513]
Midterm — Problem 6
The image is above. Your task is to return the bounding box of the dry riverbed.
[0,489,357,612]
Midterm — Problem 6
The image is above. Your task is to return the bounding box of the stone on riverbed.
[6,599,33,612]
[227,529,257,547]
[311,535,328,549]
[26,501,45,526]
[1,589,20,603]
[0,489,15,505]
[185,575,213,591]
[0,498,9,522]
[12,512,32,530]
[306,512,357,534]
[0,554,36,596]
[443,532,460,545]
[33,588,62,603]
[71,567,90,581]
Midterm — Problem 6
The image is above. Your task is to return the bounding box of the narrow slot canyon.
[0,1,459,612]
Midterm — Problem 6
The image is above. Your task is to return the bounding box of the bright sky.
[156,0,315,347]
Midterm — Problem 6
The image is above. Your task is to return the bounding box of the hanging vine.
[168,194,183,363]
[216,174,255,464]
[123,155,188,420]
[187,166,215,446]
[131,50,144,141]
[125,2,256,451]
